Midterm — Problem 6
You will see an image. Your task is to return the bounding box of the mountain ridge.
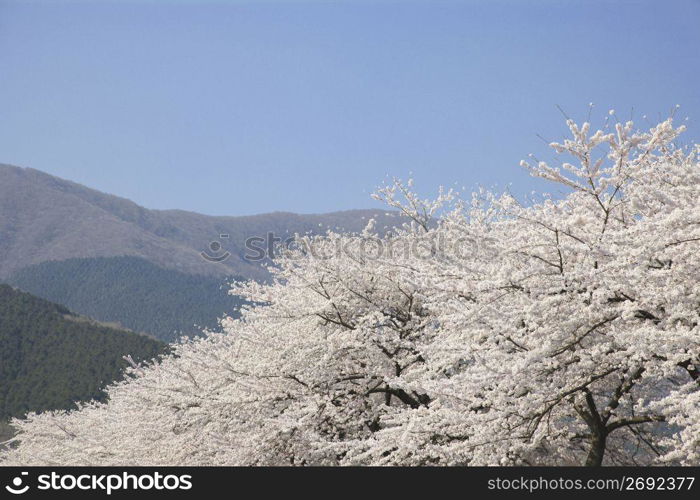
[0,163,398,280]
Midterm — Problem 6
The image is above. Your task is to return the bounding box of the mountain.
[0,164,398,281]
[0,284,166,420]
[8,256,245,342]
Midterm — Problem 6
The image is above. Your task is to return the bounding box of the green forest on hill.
[9,256,246,342]
[0,284,166,421]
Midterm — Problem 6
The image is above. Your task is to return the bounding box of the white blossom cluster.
[2,116,699,466]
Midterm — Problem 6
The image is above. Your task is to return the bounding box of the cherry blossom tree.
[2,113,698,466]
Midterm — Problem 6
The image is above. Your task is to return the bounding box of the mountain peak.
[0,165,398,280]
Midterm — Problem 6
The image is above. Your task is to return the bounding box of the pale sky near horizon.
[1,0,699,215]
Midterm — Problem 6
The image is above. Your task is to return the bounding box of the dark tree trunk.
[585,430,607,466]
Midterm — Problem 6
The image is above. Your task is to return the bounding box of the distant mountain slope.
[0,164,398,280]
[0,284,166,420]
[9,256,245,342]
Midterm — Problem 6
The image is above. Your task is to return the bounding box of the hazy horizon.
[1,0,699,216]
[0,161,395,216]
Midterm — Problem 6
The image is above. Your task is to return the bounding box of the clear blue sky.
[1,0,698,215]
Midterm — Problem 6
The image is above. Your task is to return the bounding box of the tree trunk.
[585,430,607,466]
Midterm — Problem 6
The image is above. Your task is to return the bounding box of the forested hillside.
[0,284,166,420]
[9,256,245,342]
